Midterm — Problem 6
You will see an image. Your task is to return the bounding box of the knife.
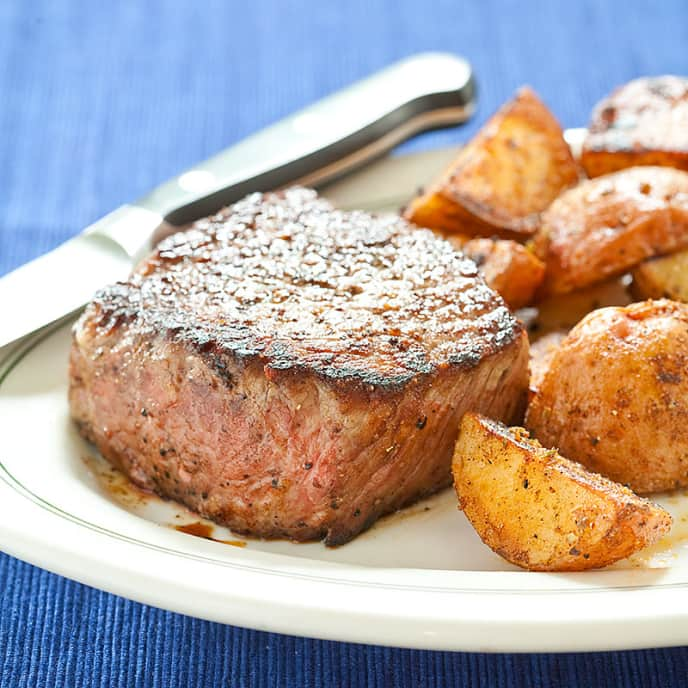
[0,53,475,349]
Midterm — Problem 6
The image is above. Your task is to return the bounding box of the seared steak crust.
[70,188,528,544]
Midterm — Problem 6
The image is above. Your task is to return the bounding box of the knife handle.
[135,52,475,229]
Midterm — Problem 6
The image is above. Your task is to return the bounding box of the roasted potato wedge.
[447,235,545,309]
[527,300,688,493]
[405,87,579,238]
[582,76,688,178]
[632,248,688,301]
[453,413,672,571]
[533,166,688,297]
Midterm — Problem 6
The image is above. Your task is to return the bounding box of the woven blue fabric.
[2,1,688,685]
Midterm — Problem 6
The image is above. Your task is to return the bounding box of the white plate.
[3,144,688,653]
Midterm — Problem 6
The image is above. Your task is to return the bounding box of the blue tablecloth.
[2,1,688,685]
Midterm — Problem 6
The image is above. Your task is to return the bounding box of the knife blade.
[0,53,475,349]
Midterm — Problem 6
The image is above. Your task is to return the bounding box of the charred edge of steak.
[81,188,522,394]
[80,295,522,396]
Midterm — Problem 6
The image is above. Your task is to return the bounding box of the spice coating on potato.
[453,413,672,571]
[526,300,688,493]
[582,76,688,178]
[447,236,545,309]
[632,248,688,302]
[405,87,579,238]
[533,166,688,297]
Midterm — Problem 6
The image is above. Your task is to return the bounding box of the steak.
[69,188,528,545]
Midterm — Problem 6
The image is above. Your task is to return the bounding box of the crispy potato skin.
[453,413,672,571]
[406,169,498,238]
[632,248,688,302]
[406,87,579,238]
[582,76,688,177]
[526,300,688,493]
[447,236,545,309]
[533,166,688,297]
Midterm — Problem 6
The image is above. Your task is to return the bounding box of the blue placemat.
[2,1,688,685]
